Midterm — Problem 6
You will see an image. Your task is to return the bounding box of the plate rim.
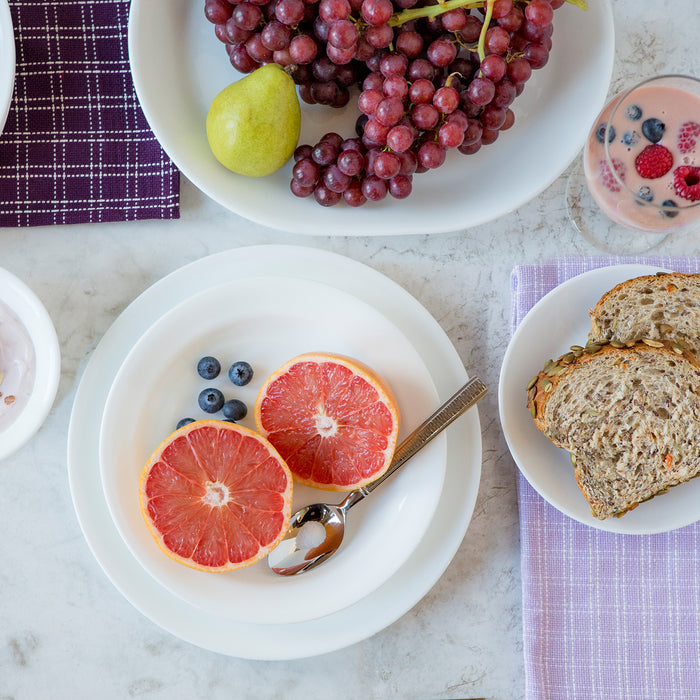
[0,266,61,462]
[0,0,15,136]
[98,272,445,626]
[127,0,615,236]
[67,244,482,659]
[495,262,700,535]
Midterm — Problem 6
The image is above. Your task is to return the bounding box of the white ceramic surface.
[99,274,444,626]
[68,245,482,659]
[495,263,700,535]
[127,0,614,235]
[0,267,60,462]
[0,0,15,136]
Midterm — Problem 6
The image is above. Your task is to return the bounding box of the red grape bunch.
[204,0,567,207]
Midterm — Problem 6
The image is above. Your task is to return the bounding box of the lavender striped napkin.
[512,256,700,700]
[0,0,179,227]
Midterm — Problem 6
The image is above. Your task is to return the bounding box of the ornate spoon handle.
[358,376,488,498]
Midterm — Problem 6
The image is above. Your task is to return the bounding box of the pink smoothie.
[0,299,36,433]
[583,83,700,232]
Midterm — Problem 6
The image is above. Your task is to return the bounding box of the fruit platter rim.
[127,0,614,235]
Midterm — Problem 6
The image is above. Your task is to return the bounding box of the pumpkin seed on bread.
[527,339,700,519]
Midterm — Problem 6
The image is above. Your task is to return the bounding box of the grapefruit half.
[139,420,293,572]
[254,352,400,491]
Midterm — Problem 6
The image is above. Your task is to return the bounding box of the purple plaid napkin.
[0,0,179,227]
[512,256,700,700]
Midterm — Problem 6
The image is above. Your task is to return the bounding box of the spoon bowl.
[268,503,346,576]
[268,376,487,576]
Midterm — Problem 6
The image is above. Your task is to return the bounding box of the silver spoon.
[268,376,488,576]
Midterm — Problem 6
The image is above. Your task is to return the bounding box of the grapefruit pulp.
[254,352,400,491]
[139,420,293,572]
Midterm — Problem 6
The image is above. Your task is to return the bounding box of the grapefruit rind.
[139,419,293,573]
[254,352,400,491]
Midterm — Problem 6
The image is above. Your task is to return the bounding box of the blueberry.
[197,356,221,380]
[621,130,639,147]
[198,387,225,413]
[637,186,654,202]
[228,361,254,386]
[595,123,616,144]
[222,399,247,422]
[642,118,665,143]
[626,104,642,121]
[661,199,679,218]
[177,417,196,429]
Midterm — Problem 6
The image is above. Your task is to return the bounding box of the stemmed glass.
[566,74,700,254]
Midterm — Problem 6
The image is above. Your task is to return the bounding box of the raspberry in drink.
[583,75,700,233]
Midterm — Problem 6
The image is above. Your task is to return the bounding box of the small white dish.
[99,274,444,625]
[128,0,614,235]
[0,0,15,136]
[496,263,700,535]
[0,267,60,461]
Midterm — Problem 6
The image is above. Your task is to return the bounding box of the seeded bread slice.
[588,272,700,357]
[527,340,700,519]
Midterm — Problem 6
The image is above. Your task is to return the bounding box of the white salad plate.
[496,263,700,536]
[0,266,60,462]
[0,0,15,136]
[128,0,614,235]
[99,274,444,626]
[68,245,482,659]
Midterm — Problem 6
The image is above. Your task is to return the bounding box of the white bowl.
[99,274,445,625]
[0,268,60,461]
[0,0,15,136]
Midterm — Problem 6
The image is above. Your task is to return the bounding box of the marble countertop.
[2,0,699,697]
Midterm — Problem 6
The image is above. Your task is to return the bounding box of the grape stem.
[389,0,587,30]
[476,0,494,61]
[388,0,484,28]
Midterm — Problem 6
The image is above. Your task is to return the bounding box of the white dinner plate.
[0,266,61,462]
[100,275,444,625]
[68,245,482,659]
[0,0,15,135]
[127,0,614,235]
[496,263,700,535]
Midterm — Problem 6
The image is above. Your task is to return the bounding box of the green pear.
[206,64,301,177]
